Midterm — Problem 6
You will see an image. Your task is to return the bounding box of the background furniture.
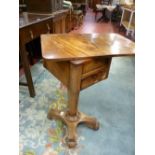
[120,5,135,36]
[52,11,67,33]
[63,0,84,29]
[65,0,87,14]
[26,0,63,13]
[19,10,68,97]
[65,9,72,32]
[91,0,101,11]
[19,13,53,97]
[95,4,116,22]
[72,10,84,28]
[41,33,135,147]
[63,1,73,32]
[111,4,122,23]
[19,0,71,97]
[91,0,112,11]
[94,0,113,22]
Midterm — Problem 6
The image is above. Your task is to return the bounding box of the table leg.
[109,11,112,23]
[48,63,99,148]
[19,40,35,97]
[95,10,97,21]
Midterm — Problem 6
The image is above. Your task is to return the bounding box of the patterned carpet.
[19,57,135,155]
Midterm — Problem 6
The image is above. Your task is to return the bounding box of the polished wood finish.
[20,13,53,97]
[41,33,135,61]
[19,11,68,97]
[26,0,63,13]
[20,13,53,42]
[48,110,99,147]
[45,59,101,147]
[80,57,111,89]
[52,12,67,33]
[72,10,84,28]
[44,57,111,90]
[65,10,72,32]
[41,33,135,147]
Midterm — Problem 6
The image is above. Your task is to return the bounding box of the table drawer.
[82,58,110,74]
[81,70,107,90]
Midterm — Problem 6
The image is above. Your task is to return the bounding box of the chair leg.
[80,15,83,25]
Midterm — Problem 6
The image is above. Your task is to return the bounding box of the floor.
[71,9,124,34]
[19,9,135,155]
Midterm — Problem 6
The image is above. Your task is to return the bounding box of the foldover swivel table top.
[41,33,135,148]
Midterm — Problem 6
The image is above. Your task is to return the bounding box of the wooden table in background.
[19,10,68,97]
[41,33,135,147]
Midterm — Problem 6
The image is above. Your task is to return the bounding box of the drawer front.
[20,19,52,44]
[81,70,107,90]
[82,58,110,74]
[28,20,52,39]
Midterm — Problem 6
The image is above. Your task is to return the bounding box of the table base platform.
[48,109,99,148]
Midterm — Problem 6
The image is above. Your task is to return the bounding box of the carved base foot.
[48,109,100,148]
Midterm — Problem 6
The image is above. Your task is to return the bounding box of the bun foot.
[93,121,99,130]
[66,138,77,148]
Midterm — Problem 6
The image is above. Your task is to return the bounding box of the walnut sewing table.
[41,33,135,148]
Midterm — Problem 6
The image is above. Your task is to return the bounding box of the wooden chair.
[95,0,112,21]
[63,0,84,29]
[101,0,111,5]
[72,9,84,29]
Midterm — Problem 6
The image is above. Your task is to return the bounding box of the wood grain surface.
[41,33,135,61]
